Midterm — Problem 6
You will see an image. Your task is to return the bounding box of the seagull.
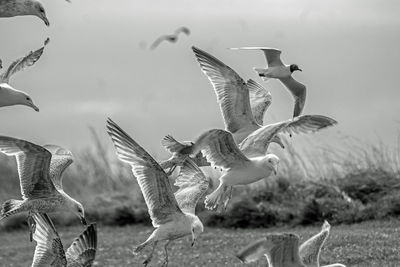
[192,46,337,154]
[0,136,87,241]
[106,118,208,267]
[0,38,49,112]
[236,221,346,267]
[160,129,279,211]
[0,0,50,26]
[31,213,97,267]
[150,26,190,50]
[230,47,306,118]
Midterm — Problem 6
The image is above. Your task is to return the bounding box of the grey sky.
[0,0,399,157]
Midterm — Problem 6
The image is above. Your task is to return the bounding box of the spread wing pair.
[31,213,97,267]
[0,38,49,84]
[106,118,209,225]
[150,26,191,50]
[192,46,337,156]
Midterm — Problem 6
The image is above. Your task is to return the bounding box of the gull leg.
[142,241,157,266]
[27,211,36,242]
[161,240,171,267]
[223,186,233,211]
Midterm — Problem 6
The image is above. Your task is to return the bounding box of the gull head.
[191,219,204,247]
[264,154,280,175]
[0,83,39,111]
[289,64,302,73]
[69,200,87,225]
[30,0,50,26]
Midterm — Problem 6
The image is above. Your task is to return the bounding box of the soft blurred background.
[0,1,400,265]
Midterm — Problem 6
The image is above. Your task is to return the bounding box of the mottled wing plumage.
[247,79,272,125]
[194,129,250,170]
[239,122,290,157]
[280,115,338,136]
[106,118,183,227]
[43,145,73,191]
[31,213,67,267]
[192,46,258,133]
[66,224,97,267]
[0,38,49,83]
[0,136,56,199]
[299,221,331,267]
[174,159,209,214]
[279,76,307,118]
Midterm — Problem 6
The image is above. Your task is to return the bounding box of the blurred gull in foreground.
[0,0,50,26]
[230,47,307,118]
[106,118,208,267]
[31,213,97,267]
[0,38,49,112]
[237,221,346,267]
[0,136,87,240]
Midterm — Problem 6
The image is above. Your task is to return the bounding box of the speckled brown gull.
[31,213,97,267]
[0,38,49,112]
[0,136,87,241]
[106,118,208,267]
[0,0,50,25]
[236,221,346,267]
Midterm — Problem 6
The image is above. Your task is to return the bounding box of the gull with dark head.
[0,38,49,112]
[0,136,87,240]
[31,213,97,267]
[191,46,337,157]
[106,118,208,267]
[236,221,346,267]
[161,129,279,211]
[230,47,306,118]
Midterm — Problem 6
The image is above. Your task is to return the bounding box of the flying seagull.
[0,38,49,112]
[0,0,50,26]
[0,136,87,241]
[31,213,97,267]
[150,26,190,50]
[160,129,279,211]
[236,221,346,267]
[191,46,337,155]
[106,118,208,267]
[230,47,306,118]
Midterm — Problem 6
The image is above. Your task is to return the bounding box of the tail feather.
[1,199,23,220]
[161,135,187,153]
[205,184,228,210]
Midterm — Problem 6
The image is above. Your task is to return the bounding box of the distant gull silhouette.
[236,221,346,267]
[191,46,336,156]
[31,213,97,267]
[150,26,190,50]
[0,38,49,112]
[106,118,208,267]
[160,129,279,211]
[230,47,307,118]
[0,136,87,241]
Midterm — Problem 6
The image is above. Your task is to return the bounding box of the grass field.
[0,219,399,266]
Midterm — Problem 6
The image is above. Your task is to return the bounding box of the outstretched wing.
[106,118,183,227]
[192,46,259,134]
[299,221,331,267]
[247,79,272,125]
[66,224,97,267]
[279,76,307,118]
[43,145,73,191]
[239,122,290,158]
[150,35,176,50]
[174,26,190,36]
[193,129,250,170]
[0,38,49,83]
[0,136,56,199]
[279,115,338,136]
[230,47,284,67]
[31,213,67,267]
[174,159,209,214]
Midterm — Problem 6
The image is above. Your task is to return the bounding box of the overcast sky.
[0,0,399,157]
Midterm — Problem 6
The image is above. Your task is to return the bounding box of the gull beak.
[273,165,278,175]
[298,68,302,72]
[191,236,196,247]
[41,15,50,26]
[27,102,40,112]
[191,241,195,247]
[80,216,87,225]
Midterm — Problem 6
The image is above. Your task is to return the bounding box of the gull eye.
[26,97,30,101]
